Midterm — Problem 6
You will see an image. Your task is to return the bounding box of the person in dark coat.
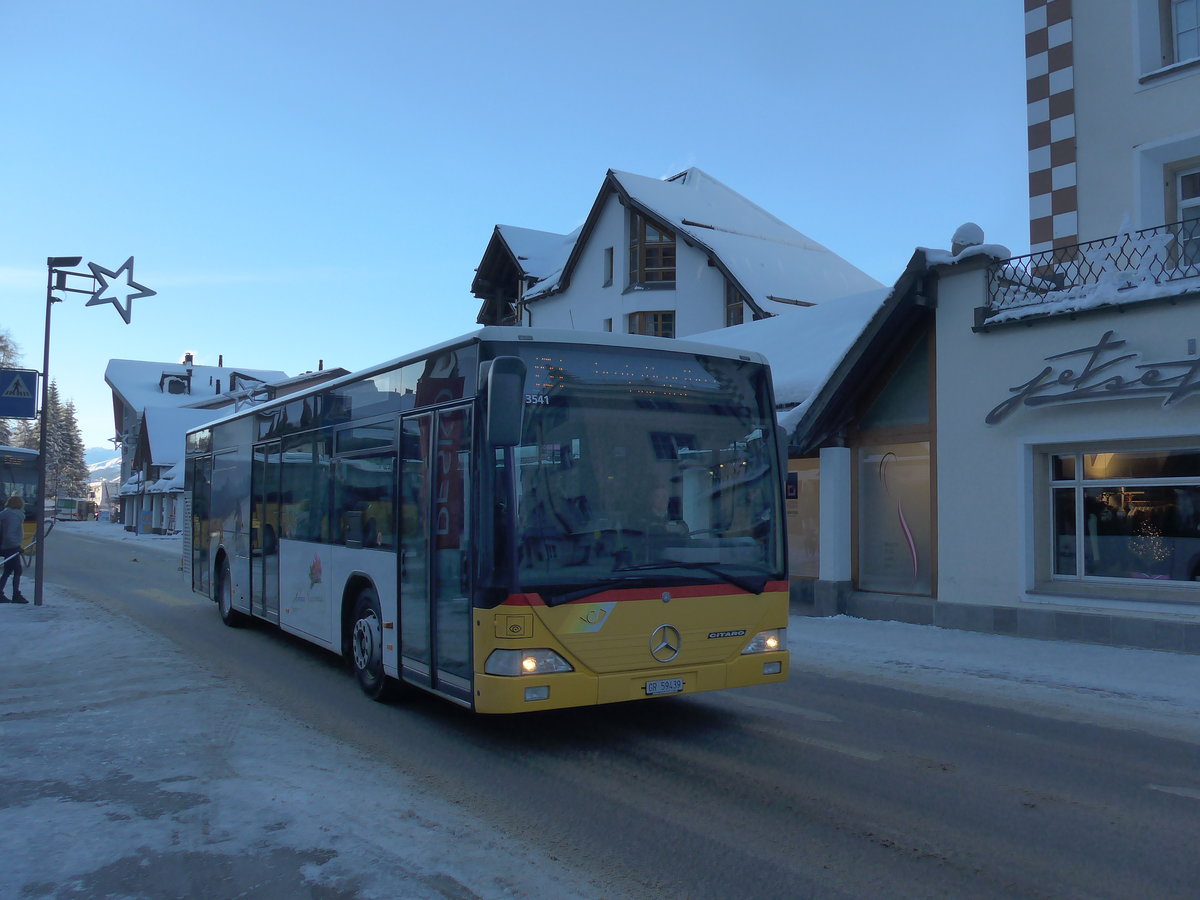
[0,495,28,603]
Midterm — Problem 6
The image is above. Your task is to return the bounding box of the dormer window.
[159,372,191,395]
[629,211,675,286]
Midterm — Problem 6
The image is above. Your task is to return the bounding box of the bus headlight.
[484,649,574,676]
[741,628,786,655]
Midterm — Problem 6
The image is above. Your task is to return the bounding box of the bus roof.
[0,446,38,460]
[186,326,772,437]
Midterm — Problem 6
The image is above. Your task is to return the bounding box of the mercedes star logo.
[650,624,681,663]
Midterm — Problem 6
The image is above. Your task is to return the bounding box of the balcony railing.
[983,220,1200,323]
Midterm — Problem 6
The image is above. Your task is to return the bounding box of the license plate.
[645,677,684,696]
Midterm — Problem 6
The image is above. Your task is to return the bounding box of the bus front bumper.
[472,651,788,714]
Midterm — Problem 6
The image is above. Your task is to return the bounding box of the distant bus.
[0,445,38,550]
[54,497,96,521]
[184,327,789,713]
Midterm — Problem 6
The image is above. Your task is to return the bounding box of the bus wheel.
[351,588,392,701]
[217,559,244,627]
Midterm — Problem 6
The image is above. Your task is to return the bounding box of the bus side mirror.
[485,356,526,447]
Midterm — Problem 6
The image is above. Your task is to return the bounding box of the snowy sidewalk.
[789,614,1200,743]
[0,579,607,899]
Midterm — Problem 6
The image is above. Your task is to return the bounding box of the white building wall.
[1072,3,1200,239]
[523,195,728,337]
[935,259,1200,619]
[935,264,1030,608]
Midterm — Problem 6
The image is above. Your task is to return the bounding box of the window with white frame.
[1171,0,1200,64]
[1137,0,1200,73]
[1179,166,1200,266]
[1049,448,1200,585]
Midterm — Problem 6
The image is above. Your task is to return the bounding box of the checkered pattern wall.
[1026,0,1077,253]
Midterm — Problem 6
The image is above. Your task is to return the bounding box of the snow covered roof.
[688,287,891,429]
[522,168,883,313]
[771,237,1005,453]
[146,462,183,494]
[140,407,221,466]
[105,358,289,422]
[495,225,579,287]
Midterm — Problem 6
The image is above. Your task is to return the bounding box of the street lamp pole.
[31,254,153,607]
[34,256,84,607]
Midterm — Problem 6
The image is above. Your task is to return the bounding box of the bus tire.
[350,587,393,701]
[216,558,245,627]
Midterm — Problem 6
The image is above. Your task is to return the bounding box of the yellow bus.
[184,327,789,712]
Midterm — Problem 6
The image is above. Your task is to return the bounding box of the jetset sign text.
[986,330,1200,424]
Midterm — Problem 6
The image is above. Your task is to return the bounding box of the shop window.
[1050,448,1200,584]
[629,212,676,285]
[858,333,930,430]
[858,443,933,595]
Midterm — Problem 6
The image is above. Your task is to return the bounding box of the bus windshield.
[492,345,784,604]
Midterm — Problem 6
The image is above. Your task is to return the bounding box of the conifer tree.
[35,382,90,502]
[59,400,91,498]
[0,330,17,367]
[12,418,37,449]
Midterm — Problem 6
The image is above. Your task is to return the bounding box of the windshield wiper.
[612,562,769,595]
[543,575,654,607]
[541,562,771,607]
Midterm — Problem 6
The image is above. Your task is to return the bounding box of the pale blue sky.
[1,0,1028,449]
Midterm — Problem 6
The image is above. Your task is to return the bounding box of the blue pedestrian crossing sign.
[0,368,37,418]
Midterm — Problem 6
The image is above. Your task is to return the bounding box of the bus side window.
[283,433,333,543]
[336,453,396,550]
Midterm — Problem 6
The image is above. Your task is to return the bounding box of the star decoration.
[86,256,156,324]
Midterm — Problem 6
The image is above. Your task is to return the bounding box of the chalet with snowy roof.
[125,408,216,533]
[472,167,881,338]
[105,354,348,529]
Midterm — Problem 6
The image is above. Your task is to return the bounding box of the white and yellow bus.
[184,327,789,713]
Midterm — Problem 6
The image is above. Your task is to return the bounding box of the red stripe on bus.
[501,581,787,607]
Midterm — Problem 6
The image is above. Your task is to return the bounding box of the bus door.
[252,441,282,623]
[398,405,473,701]
[188,455,212,595]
